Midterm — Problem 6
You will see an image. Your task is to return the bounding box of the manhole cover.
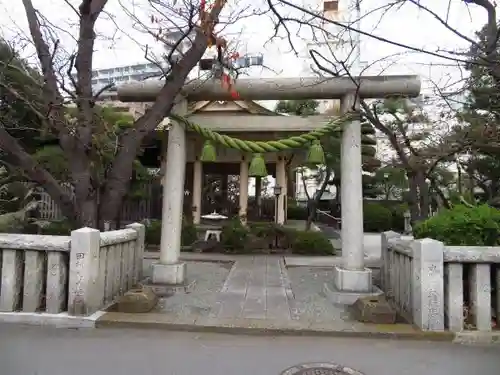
[281,363,364,375]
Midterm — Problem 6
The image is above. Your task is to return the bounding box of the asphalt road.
[0,324,499,375]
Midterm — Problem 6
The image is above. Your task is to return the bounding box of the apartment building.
[87,63,165,92]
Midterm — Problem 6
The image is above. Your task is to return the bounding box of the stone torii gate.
[117,75,420,301]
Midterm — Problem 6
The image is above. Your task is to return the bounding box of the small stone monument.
[115,285,158,313]
[351,295,397,324]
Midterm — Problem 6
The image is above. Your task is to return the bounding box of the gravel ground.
[152,261,232,317]
[286,266,353,323]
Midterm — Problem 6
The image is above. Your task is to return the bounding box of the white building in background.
[93,27,264,100]
[74,29,194,94]
[300,0,365,114]
[86,63,165,93]
[295,168,336,202]
[295,0,363,201]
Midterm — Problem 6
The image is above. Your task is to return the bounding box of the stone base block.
[350,295,397,324]
[115,286,158,313]
[323,282,383,306]
[142,277,196,298]
[152,262,186,285]
[333,266,372,293]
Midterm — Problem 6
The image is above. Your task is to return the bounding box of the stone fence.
[381,231,500,332]
[0,223,145,316]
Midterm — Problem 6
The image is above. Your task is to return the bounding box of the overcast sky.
[0,0,492,96]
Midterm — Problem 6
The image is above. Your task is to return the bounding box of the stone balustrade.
[380,234,415,323]
[0,234,71,313]
[381,231,500,332]
[0,223,145,317]
[68,223,145,316]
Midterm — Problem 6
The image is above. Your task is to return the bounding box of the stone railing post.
[126,223,146,285]
[68,227,101,316]
[411,238,445,331]
[381,231,400,293]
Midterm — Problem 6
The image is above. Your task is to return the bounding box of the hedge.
[414,204,500,246]
[144,219,198,247]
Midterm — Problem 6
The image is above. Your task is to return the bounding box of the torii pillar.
[154,99,188,285]
[117,76,421,292]
[334,93,367,294]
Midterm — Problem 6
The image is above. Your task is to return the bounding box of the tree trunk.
[477,181,489,201]
[255,176,262,218]
[416,170,430,220]
[384,182,390,201]
[429,178,451,210]
[0,127,78,224]
[305,199,316,231]
[15,0,228,231]
[76,190,99,228]
[115,208,122,230]
[95,1,228,223]
[334,180,341,205]
[305,169,331,231]
[407,172,421,224]
[457,162,463,195]
[490,180,499,200]
[286,170,295,202]
[468,169,475,198]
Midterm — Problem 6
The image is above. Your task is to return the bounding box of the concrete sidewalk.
[96,310,458,341]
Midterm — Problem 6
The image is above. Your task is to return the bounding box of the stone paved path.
[211,256,295,320]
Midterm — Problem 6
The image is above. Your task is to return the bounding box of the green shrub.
[389,203,408,232]
[20,222,41,234]
[290,230,334,255]
[144,219,199,247]
[414,204,500,246]
[221,218,250,250]
[287,204,308,220]
[248,222,292,249]
[40,220,74,235]
[144,219,162,246]
[181,221,198,246]
[249,222,287,238]
[363,202,393,232]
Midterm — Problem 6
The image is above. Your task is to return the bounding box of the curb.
[95,314,456,342]
[3,311,498,345]
[0,310,105,328]
[453,331,500,345]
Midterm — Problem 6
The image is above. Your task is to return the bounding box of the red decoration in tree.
[230,90,240,99]
[199,0,240,100]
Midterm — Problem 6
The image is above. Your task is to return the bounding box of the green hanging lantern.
[200,140,217,162]
[306,140,325,165]
[248,153,268,177]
